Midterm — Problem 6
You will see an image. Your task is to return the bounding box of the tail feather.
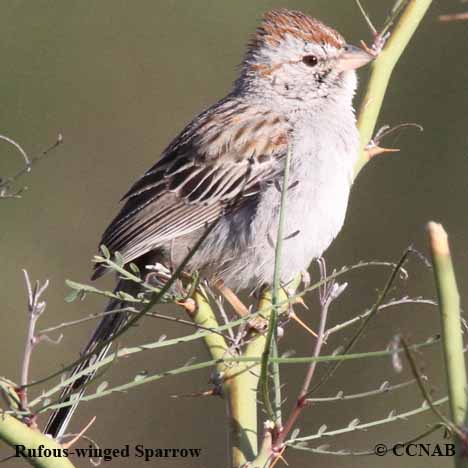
[44,280,140,439]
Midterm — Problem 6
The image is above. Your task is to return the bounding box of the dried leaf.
[96,381,109,393]
[134,371,148,382]
[184,357,196,367]
[332,346,344,356]
[348,418,360,428]
[117,291,136,301]
[281,349,296,359]
[317,424,328,435]
[379,381,390,391]
[100,245,111,259]
[389,335,403,373]
[337,449,350,455]
[129,262,140,275]
[290,428,300,440]
[315,444,330,451]
[294,441,309,449]
[114,251,125,267]
[64,289,80,303]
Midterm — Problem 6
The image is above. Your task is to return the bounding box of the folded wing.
[93,97,290,278]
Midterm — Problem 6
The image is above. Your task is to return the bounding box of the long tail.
[44,280,140,439]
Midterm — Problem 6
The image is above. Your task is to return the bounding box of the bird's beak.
[336,44,373,71]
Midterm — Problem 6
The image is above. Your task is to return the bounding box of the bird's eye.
[302,55,318,67]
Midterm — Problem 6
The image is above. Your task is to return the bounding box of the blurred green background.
[1,1,467,467]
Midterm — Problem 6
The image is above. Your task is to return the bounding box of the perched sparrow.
[45,9,372,437]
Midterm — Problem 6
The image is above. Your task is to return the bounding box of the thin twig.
[19,271,50,414]
[274,281,347,450]
[354,0,378,34]
[306,378,417,403]
[25,330,440,411]
[401,338,458,433]
[325,297,437,336]
[38,306,235,343]
[0,134,63,198]
[0,134,30,165]
[292,424,443,456]
[288,396,448,445]
[381,0,411,37]
[22,216,221,391]
[307,248,411,396]
[439,12,468,22]
[260,146,292,424]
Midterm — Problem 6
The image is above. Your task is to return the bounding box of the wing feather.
[93,97,290,278]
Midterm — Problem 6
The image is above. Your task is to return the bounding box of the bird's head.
[239,9,372,109]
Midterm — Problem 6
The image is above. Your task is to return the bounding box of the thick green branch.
[191,290,228,368]
[260,146,292,424]
[0,412,74,468]
[355,0,432,176]
[427,222,468,467]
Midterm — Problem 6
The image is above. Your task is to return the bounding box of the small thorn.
[176,298,196,315]
[61,416,96,448]
[293,296,309,311]
[366,145,400,159]
[271,446,289,467]
[290,312,318,338]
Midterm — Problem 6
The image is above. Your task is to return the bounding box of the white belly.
[248,111,359,286]
[198,109,360,290]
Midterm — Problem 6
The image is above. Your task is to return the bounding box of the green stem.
[222,280,300,468]
[192,288,258,468]
[271,340,282,428]
[0,412,74,468]
[223,363,259,467]
[192,290,228,368]
[260,146,292,424]
[427,222,468,466]
[223,290,276,468]
[190,291,254,467]
[355,0,433,176]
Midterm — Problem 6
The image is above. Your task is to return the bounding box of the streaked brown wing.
[93,97,289,278]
